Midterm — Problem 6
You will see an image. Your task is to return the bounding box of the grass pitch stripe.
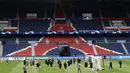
[10,61,23,73]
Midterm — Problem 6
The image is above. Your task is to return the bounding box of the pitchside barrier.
[0,55,130,61]
[0,56,84,61]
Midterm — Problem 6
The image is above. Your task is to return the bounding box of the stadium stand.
[124,43,130,54]
[46,48,84,56]
[19,20,50,32]
[63,6,72,19]
[55,4,66,18]
[99,3,127,18]
[69,43,94,55]
[103,20,110,26]
[11,20,17,27]
[108,43,126,54]
[1,1,130,57]
[50,24,74,31]
[71,19,103,30]
[3,44,17,56]
[106,37,130,42]
[74,3,100,19]
[56,20,66,24]
[96,43,125,55]
[125,20,130,26]
[83,37,105,43]
[46,48,59,56]
[0,38,16,44]
[48,36,76,43]
[0,4,16,19]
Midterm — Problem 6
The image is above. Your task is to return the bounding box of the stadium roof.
[0,0,130,3]
[0,0,130,7]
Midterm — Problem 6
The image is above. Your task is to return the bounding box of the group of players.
[22,58,123,73]
[22,58,84,73]
[23,59,41,73]
[109,61,122,69]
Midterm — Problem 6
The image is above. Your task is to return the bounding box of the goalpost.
[0,41,3,57]
[85,55,103,70]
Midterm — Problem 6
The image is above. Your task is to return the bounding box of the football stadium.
[0,0,130,73]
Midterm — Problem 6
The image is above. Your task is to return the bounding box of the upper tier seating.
[106,37,130,42]
[103,20,110,26]
[74,4,100,19]
[48,36,76,43]
[19,20,50,32]
[83,37,105,43]
[11,20,17,27]
[56,20,66,24]
[55,4,65,18]
[63,6,73,19]
[125,20,130,26]
[50,24,74,31]
[100,3,127,18]
[71,19,103,30]
[0,4,16,18]
[19,4,45,18]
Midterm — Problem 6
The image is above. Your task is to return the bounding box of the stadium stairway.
[50,24,74,31]
[47,35,76,43]
[55,4,65,18]
[121,43,129,55]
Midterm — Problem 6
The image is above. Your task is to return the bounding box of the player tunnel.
[45,44,85,56]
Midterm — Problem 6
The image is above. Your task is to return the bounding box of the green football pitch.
[0,59,130,73]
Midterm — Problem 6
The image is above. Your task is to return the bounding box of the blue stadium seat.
[19,20,50,32]
[125,20,130,26]
[96,43,125,55]
[3,44,17,56]
[11,20,17,27]
[103,20,110,26]
[106,37,130,42]
[100,3,127,18]
[108,43,125,54]
[84,37,105,42]
[0,38,16,43]
[46,48,59,56]
[69,48,84,56]
[124,43,130,54]
[19,37,41,43]
[71,19,103,30]
[2,43,30,56]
